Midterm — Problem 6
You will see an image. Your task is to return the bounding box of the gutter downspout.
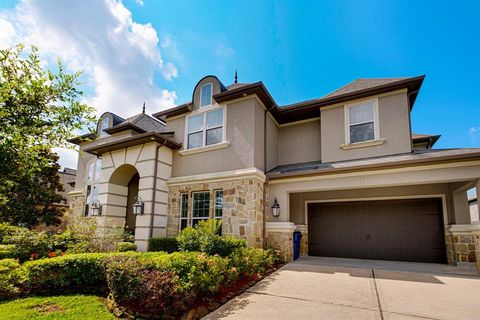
[148,140,167,249]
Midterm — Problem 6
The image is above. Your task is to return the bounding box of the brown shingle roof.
[324,78,409,98]
[267,148,480,179]
[104,113,166,134]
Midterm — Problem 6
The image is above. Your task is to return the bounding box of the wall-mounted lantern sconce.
[271,198,280,218]
[91,200,102,216]
[133,196,144,216]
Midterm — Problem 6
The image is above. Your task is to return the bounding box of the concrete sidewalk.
[204,257,480,320]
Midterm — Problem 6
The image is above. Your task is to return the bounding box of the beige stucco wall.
[73,130,139,192]
[278,119,321,166]
[321,92,412,163]
[265,112,279,172]
[167,98,258,177]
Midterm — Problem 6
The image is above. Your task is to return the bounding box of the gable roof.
[412,133,441,148]
[154,75,425,124]
[104,113,166,134]
[324,78,410,98]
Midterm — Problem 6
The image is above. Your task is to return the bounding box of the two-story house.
[68,75,480,270]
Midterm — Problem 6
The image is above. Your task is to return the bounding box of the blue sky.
[0,0,479,168]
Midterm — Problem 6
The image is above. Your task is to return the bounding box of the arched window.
[200,83,213,107]
[85,158,102,216]
[98,116,110,137]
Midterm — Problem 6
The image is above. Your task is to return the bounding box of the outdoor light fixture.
[133,196,144,216]
[271,198,280,218]
[91,200,102,216]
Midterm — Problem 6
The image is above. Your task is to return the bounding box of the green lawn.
[0,295,116,320]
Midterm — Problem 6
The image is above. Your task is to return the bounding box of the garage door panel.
[307,198,446,263]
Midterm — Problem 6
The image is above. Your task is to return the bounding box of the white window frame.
[84,158,102,216]
[191,191,210,227]
[200,83,213,108]
[179,193,189,231]
[184,106,227,150]
[98,116,110,138]
[214,190,223,220]
[344,98,380,144]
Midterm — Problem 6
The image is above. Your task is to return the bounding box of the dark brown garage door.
[308,198,446,263]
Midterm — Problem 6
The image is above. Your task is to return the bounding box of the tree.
[0,44,95,227]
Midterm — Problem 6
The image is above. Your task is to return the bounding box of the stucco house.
[68,75,480,270]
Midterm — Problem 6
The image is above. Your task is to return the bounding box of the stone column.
[266,222,295,262]
[134,145,172,251]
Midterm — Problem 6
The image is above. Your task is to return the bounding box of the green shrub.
[176,227,200,252]
[143,251,237,294]
[177,219,246,256]
[0,259,21,298]
[230,247,278,277]
[0,244,15,259]
[64,216,124,253]
[0,223,23,243]
[116,242,137,252]
[20,253,110,294]
[104,255,193,317]
[3,228,51,261]
[148,237,178,253]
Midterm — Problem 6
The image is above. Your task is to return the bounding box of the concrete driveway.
[205,257,480,320]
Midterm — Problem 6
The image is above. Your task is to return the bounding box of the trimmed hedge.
[0,259,21,298]
[0,244,15,259]
[116,242,137,252]
[148,237,178,253]
[20,253,110,294]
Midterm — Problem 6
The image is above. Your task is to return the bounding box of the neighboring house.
[68,75,480,270]
[56,168,76,209]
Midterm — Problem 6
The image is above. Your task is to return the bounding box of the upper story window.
[85,158,102,216]
[346,100,379,144]
[98,116,109,137]
[200,83,213,107]
[187,108,224,149]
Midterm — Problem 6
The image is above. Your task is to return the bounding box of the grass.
[0,295,116,320]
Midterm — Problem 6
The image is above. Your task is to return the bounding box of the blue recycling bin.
[293,231,302,260]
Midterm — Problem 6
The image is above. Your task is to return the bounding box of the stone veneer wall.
[474,232,480,271]
[266,231,293,262]
[445,232,477,267]
[167,178,264,248]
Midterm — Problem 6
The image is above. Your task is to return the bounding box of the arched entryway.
[126,173,140,232]
[106,164,140,232]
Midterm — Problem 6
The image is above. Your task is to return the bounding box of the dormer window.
[200,83,213,107]
[98,116,110,137]
[345,99,379,144]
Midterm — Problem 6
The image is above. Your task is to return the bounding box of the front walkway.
[205,257,480,320]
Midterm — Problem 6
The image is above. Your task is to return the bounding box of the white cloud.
[214,44,235,57]
[0,0,178,117]
[53,148,79,170]
[0,0,180,168]
[135,0,144,6]
[469,126,480,142]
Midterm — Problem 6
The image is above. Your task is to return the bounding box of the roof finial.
[234,70,238,84]
[142,102,145,114]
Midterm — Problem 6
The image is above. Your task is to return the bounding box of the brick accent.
[167,178,265,248]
